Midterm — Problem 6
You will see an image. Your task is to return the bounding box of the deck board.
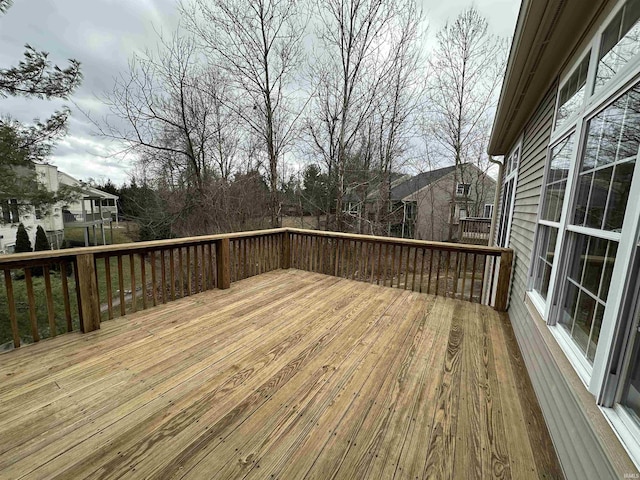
[0,269,562,479]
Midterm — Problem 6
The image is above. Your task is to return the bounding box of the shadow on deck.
[0,270,562,479]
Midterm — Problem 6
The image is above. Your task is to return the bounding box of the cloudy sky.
[0,0,520,186]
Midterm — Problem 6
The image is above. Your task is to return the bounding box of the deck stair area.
[0,228,562,479]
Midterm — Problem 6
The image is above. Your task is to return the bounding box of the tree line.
[2,0,507,241]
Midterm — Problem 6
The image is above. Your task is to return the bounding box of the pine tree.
[14,222,32,253]
[34,225,50,251]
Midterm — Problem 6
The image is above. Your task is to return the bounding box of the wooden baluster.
[444,251,451,297]
[461,252,468,302]
[494,250,513,312]
[140,253,148,310]
[452,251,459,298]
[169,249,176,299]
[43,266,56,337]
[118,255,126,316]
[487,255,497,306]
[478,255,487,304]
[411,248,418,291]
[201,244,207,289]
[129,253,137,313]
[404,246,410,290]
[426,249,433,294]
[209,243,217,289]
[150,251,158,305]
[159,249,167,302]
[76,253,101,333]
[193,244,199,292]
[186,247,192,295]
[178,248,185,297]
[216,238,231,289]
[435,250,441,296]
[469,253,477,302]
[104,258,113,319]
[419,249,426,293]
[60,262,73,330]
[4,270,20,347]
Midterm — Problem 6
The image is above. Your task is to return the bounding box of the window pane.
[560,281,580,330]
[574,84,639,231]
[568,234,589,283]
[559,233,619,363]
[583,237,608,295]
[605,160,636,231]
[533,225,558,300]
[586,167,613,228]
[556,55,590,129]
[596,0,640,92]
[600,242,619,301]
[572,291,597,354]
[587,304,605,362]
[573,172,593,226]
[542,135,573,222]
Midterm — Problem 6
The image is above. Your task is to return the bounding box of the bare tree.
[305,0,423,232]
[425,7,507,240]
[181,0,306,227]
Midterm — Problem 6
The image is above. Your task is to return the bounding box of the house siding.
[504,84,619,479]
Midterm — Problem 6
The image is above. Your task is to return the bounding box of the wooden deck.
[0,270,562,479]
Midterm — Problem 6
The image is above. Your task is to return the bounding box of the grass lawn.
[64,223,137,246]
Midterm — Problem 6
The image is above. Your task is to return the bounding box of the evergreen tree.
[0,0,83,215]
[14,223,32,253]
[34,225,50,251]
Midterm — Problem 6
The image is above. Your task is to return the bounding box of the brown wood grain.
[0,271,558,480]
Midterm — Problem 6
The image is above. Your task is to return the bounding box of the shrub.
[14,223,32,253]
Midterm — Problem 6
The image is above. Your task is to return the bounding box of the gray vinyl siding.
[504,84,618,479]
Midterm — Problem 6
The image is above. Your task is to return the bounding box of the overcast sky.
[0,0,520,186]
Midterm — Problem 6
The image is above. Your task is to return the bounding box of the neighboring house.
[0,164,65,253]
[0,164,119,254]
[489,0,640,477]
[405,163,496,242]
[346,164,495,241]
[58,171,119,223]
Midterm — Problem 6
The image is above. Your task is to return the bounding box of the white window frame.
[496,143,521,248]
[483,203,494,219]
[455,182,470,196]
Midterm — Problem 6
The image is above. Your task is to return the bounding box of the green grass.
[64,225,136,246]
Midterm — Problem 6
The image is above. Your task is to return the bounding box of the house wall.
[499,82,632,479]
[410,167,495,242]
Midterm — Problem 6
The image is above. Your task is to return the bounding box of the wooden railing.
[458,217,492,244]
[287,228,512,310]
[0,228,512,350]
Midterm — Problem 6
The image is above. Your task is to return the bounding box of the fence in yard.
[0,228,512,350]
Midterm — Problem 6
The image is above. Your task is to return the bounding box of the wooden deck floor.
[0,270,562,479]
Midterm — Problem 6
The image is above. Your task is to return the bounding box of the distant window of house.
[94,200,100,206]
[459,208,467,220]
[483,204,494,218]
[595,0,640,93]
[35,208,43,220]
[556,54,590,129]
[456,183,471,196]
[107,199,115,207]
[3,199,21,223]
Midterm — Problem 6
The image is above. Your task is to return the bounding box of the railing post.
[281,231,290,269]
[494,249,513,312]
[216,237,231,289]
[76,253,101,333]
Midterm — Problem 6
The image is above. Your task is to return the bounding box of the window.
[459,208,467,220]
[573,85,640,232]
[496,146,519,248]
[532,135,574,300]
[556,54,590,130]
[483,204,494,218]
[1,199,20,224]
[595,0,640,93]
[456,183,471,196]
[559,234,618,362]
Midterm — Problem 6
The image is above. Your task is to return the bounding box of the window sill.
[526,290,546,318]
[600,405,640,472]
[548,323,593,389]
